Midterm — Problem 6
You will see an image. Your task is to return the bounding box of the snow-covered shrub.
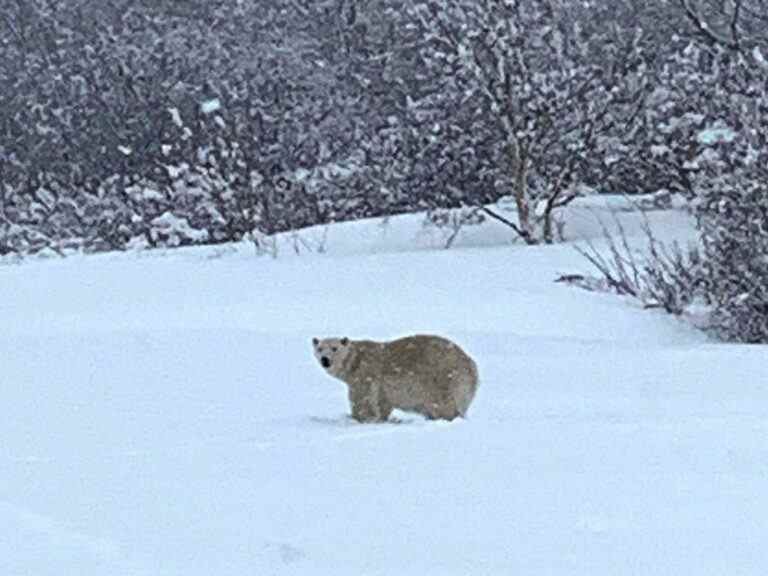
[694,116,768,342]
[0,223,44,257]
[674,2,768,342]
[576,0,768,342]
[149,212,209,247]
[0,0,379,255]
[696,173,768,342]
[402,0,650,244]
[578,185,767,344]
[2,0,765,271]
[422,207,486,249]
[573,212,705,316]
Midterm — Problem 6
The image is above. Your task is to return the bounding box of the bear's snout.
[321,356,331,368]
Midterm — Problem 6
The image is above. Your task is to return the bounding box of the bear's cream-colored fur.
[312,335,478,422]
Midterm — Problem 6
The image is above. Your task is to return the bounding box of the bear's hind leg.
[375,385,394,422]
[424,402,461,421]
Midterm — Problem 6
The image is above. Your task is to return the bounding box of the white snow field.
[2,200,767,576]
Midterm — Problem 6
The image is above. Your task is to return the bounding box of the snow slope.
[2,200,766,575]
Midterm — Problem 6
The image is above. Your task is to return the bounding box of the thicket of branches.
[567,0,767,342]
[2,0,767,340]
[1,0,465,254]
[693,40,768,342]
[0,0,742,252]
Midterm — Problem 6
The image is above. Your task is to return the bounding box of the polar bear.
[312,335,478,422]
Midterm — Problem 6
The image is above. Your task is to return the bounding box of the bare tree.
[402,0,647,244]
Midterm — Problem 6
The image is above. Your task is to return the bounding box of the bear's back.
[379,335,477,414]
[383,334,472,371]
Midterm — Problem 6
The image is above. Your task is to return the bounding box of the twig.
[481,206,533,244]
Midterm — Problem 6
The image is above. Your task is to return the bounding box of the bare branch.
[677,0,741,50]
[481,206,534,244]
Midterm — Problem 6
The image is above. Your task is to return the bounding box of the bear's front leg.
[350,399,380,423]
[349,381,389,423]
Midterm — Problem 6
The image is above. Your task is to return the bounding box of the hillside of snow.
[2,198,766,576]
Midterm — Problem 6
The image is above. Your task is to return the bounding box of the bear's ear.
[340,337,349,346]
[312,337,319,346]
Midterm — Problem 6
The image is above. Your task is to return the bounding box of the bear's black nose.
[321,357,331,368]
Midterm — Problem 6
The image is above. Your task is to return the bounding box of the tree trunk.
[509,139,538,245]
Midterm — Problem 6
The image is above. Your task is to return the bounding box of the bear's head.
[312,337,351,377]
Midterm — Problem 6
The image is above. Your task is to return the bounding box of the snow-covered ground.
[2,198,766,575]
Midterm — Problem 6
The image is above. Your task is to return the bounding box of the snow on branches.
[402,0,649,243]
